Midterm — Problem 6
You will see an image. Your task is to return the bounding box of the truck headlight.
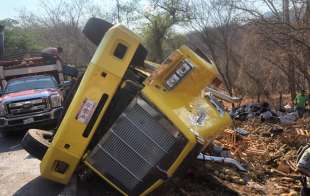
[50,94,62,108]
[166,74,180,89]
[176,60,192,77]
[0,103,5,116]
[165,59,193,89]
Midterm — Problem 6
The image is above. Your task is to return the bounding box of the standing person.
[41,46,63,64]
[294,90,308,118]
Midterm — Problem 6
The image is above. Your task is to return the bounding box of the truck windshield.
[5,76,57,93]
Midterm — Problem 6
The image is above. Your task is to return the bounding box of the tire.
[21,129,52,160]
[82,17,113,46]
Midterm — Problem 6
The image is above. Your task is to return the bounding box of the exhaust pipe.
[0,25,4,59]
[197,153,247,172]
[206,87,241,103]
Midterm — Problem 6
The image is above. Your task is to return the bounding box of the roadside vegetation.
[1,0,310,103]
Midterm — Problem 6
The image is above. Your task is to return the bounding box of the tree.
[0,18,41,56]
[190,0,242,98]
[141,0,191,62]
[113,0,141,26]
[233,0,310,100]
[18,0,99,68]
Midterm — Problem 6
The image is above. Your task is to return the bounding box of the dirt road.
[0,132,121,196]
[0,132,39,196]
[0,133,64,196]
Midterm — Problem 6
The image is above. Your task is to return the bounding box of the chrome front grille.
[87,98,186,195]
[7,98,48,116]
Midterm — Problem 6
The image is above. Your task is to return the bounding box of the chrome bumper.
[0,107,63,128]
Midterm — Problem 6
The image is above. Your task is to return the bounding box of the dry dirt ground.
[0,132,38,196]
[0,132,65,196]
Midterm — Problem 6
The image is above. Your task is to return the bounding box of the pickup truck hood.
[0,88,60,103]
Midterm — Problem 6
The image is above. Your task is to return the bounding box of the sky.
[0,0,270,22]
[0,0,138,22]
[0,0,40,19]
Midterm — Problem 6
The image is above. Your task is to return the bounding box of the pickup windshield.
[5,76,57,93]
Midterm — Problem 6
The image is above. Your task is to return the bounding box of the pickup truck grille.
[7,98,48,116]
[86,98,187,195]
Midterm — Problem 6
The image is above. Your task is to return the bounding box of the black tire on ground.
[21,129,52,160]
[82,17,113,46]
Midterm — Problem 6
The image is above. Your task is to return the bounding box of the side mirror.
[59,81,72,89]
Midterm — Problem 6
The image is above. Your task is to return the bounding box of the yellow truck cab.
[22,17,231,195]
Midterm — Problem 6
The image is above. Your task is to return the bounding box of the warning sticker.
[76,98,97,125]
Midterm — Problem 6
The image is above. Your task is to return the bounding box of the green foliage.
[141,18,187,62]
[141,14,175,62]
[141,0,190,62]
[0,18,41,56]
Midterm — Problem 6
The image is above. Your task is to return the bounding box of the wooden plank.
[3,64,60,77]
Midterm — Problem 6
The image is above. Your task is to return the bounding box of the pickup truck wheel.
[21,129,52,160]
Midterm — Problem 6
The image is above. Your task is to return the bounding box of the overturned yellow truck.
[22,18,232,195]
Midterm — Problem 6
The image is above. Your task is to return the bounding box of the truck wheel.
[21,129,52,160]
[82,17,113,46]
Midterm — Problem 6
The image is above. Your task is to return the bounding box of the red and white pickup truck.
[0,26,78,135]
[0,55,73,135]
[0,75,64,133]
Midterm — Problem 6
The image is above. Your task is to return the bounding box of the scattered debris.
[234,128,249,136]
[213,116,308,195]
[279,112,299,124]
[150,113,309,195]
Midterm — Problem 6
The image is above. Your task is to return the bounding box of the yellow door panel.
[40,23,143,184]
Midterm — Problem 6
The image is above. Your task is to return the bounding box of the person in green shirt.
[294,90,308,118]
